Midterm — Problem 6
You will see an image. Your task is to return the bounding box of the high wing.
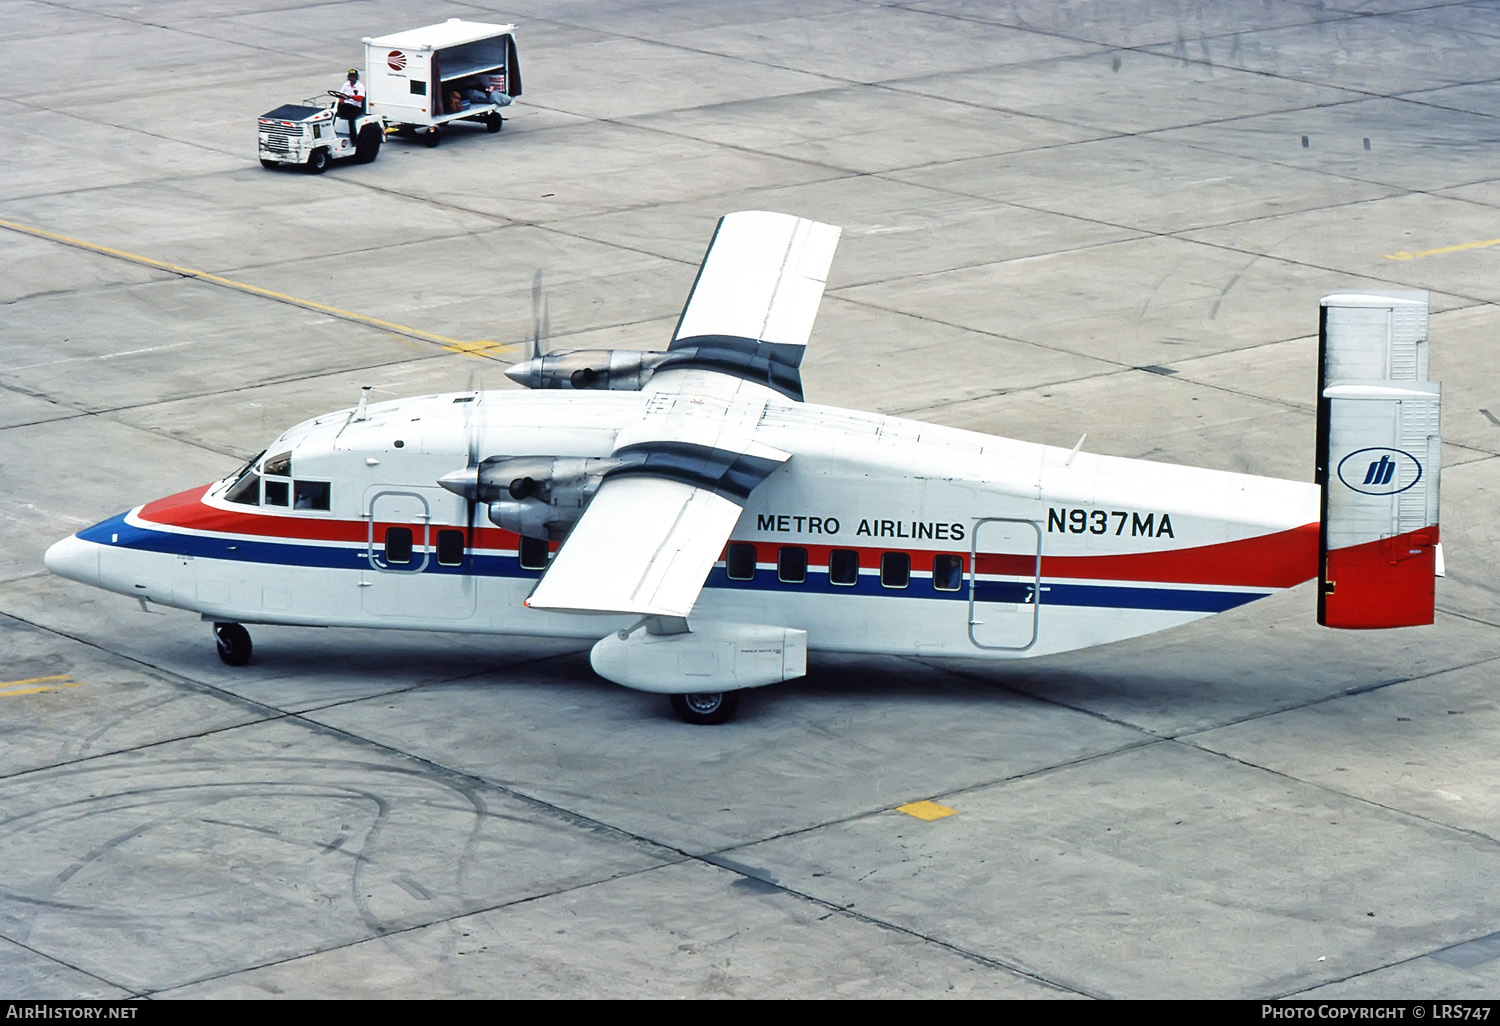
[523,212,839,617]
[523,473,759,617]
[523,426,791,617]
[647,210,842,402]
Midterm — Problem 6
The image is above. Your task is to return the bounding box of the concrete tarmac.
[2,0,1498,1000]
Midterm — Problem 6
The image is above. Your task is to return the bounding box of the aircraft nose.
[44,535,100,586]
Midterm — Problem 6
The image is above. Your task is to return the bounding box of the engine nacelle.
[479,456,606,539]
[504,349,673,391]
[590,621,808,694]
[486,498,575,541]
[440,455,612,540]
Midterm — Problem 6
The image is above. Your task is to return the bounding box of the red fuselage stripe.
[135,484,1319,589]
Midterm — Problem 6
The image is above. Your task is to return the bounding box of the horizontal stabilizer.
[1316,292,1442,628]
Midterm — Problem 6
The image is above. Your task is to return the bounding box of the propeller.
[531,268,549,363]
[461,382,483,557]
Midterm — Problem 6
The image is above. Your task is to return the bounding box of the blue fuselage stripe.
[79,519,1266,614]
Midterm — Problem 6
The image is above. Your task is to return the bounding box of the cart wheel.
[486,113,502,133]
[355,125,382,163]
[306,148,330,174]
[259,158,279,170]
[424,127,440,148]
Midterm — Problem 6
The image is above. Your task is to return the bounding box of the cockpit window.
[263,479,290,507]
[225,467,261,505]
[222,450,265,505]
[294,481,331,511]
[263,451,292,476]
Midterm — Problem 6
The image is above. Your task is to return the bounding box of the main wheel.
[306,148,330,174]
[669,691,739,725]
[355,124,382,163]
[486,113,502,133]
[424,127,440,148]
[214,622,253,667]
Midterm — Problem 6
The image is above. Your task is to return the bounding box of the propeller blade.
[531,268,549,361]
[465,392,481,553]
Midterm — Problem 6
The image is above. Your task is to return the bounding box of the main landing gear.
[214,622,253,666]
[669,691,739,725]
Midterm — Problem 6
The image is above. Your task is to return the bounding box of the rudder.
[1315,291,1442,628]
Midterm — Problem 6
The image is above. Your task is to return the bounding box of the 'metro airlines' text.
[755,514,966,541]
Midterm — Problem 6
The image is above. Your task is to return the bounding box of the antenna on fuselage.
[354,385,372,422]
[1064,433,1087,467]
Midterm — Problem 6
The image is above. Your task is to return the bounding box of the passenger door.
[967,517,1042,651]
[361,488,477,620]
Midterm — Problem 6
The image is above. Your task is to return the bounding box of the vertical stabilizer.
[1316,292,1441,628]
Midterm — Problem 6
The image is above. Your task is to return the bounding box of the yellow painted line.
[0,675,81,697]
[1385,237,1500,261]
[443,339,510,358]
[897,800,958,821]
[2,683,83,697]
[0,217,513,357]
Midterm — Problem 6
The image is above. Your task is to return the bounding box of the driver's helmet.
[347,69,359,79]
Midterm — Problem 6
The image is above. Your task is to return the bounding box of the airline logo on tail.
[1335,447,1422,496]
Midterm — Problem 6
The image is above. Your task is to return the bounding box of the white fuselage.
[46,389,1321,661]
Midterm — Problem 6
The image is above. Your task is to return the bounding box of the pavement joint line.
[0,217,513,357]
[1281,926,1500,999]
[0,931,133,999]
[1183,735,1500,852]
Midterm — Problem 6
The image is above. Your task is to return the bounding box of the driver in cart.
[335,68,365,139]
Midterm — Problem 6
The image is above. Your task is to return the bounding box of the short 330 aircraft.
[46,212,1443,723]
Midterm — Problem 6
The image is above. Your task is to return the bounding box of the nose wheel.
[669,691,739,725]
[214,622,253,666]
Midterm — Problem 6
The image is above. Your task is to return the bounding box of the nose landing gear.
[214,622,253,666]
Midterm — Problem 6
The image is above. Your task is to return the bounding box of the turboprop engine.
[504,336,808,400]
[503,349,672,391]
[438,455,611,540]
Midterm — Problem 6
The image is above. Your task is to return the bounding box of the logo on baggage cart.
[387,50,407,71]
[1336,447,1423,495]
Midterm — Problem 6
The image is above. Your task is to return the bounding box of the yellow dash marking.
[443,339,509,358]
[1385,238,1500,261]
[0,217,513,356]
[2,683,83,697]
[0,675,81,697]
[897,800,958,821]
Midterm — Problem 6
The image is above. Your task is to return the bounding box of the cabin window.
[518,535,549,571]
[880,552,910,589]
[829,549,859,586]
[436,529,465,567]
[263,479,290,507]
[385,527,414,565]
[778,546,807,584]
[932,554,964,592]
[410,80,427,96]
[725,543,757,581]
[294,480,331,511]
